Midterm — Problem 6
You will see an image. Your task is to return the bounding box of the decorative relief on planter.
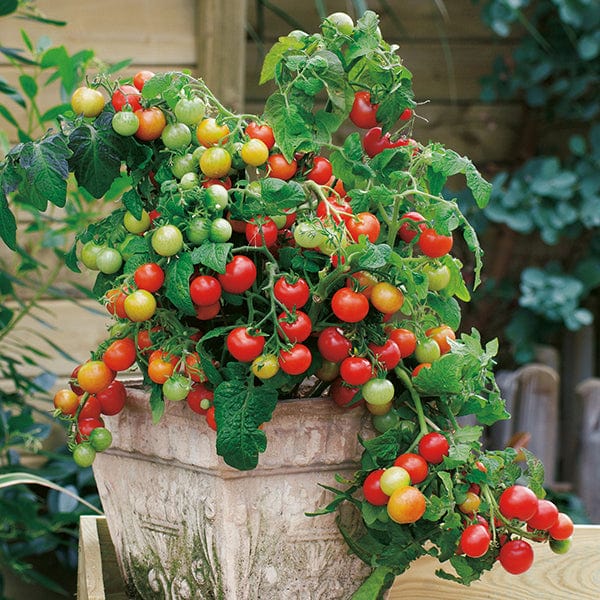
[93,388,372,599]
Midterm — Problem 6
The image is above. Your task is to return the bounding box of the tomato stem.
[395,367,428,436]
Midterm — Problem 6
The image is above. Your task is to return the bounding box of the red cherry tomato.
[393,453,428,484]
[102,337,137,372]
[274,276,310,310]
[267,154,297,180]
[387,328,417,358]
[498,485,539,522]
[278,344,312,375]
[499,539,534,574]
[317,327,352,362]
[350,91,379,129]
[96,380,127,416]
[418,228,453,258]
[307,156,333,185]
[190,275,222,306]
[329,377,361,409]
[362,469,389,505]
[245,217,278,247]
[331,287,369,323]
[339,356,373,386]
[346,212,381,243]
[218,256,257,294]
[398,212,427,243]
[277,310,312,343]
[111,84,141,112]
[226,327,265,363]
[418,432,449,464]
[245,122,275,149]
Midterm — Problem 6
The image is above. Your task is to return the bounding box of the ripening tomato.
[124,290,157,322]
[200,147,232,179]
[196,117,230,147]
[251,354,280,380]
[227,327,265,362]
[148,354,177,384]
[426,325,456,355]
[347,271,378,298]
[53,389,79,416]
[267,154,297,180]
[370,282,404,314]
[133,70,155,90]
[71,87,105,117]
[77,361,115,394]
[184,352,206,382]
[134,107,166,141]
[387,486,426,524]
[102,337,137,371]
[331,288,369,323]
[387,328,416,358]
[241,138,269,167]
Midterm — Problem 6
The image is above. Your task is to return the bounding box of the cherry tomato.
[174,96,206,125]
[102,337,137,371]
[412,363,431,377]
[183,352,206,383]
[112,111,139,136]
[95,247,122,274]
[134,107,166,141]
[393,453,428,484]
[251,354,280,380]
[548,512,574,540]
[200,147,232,179]
[346,212,381,243]
[415,338,441,363]
[316,196,352,225]
[105,289,128,319]
[424,263,451,291]
[458,491,481,515]
[124,290,156,322]
[95,380,127,416]
[460,524,491,558]
[398,212,427,243]
[317,327,352,362]
[190,275,222,306]
[111,84,141,112]
[148,354,176,384]
[241,138,269,167]
[227,327,265,362]
[133,70,155,90]
[53,389,79,416]
[278,343,312,375]
[368,339,401,370]
[362,469,389,505]
[277,310,312,343]
[499,540,534,574]
[187,217,211,244]
[418,228,453,258]
[195,302,221,320]
[151,224,184,256]
[163,374,192,402]
[426,325,456,355]
[245,217,278,247]
[387,328,417,358]
[362,378,394,406]
[218,255,257,294]
[274,276,310,310]
[71,87,105,117]
[267,153,297,180]
[498,485,538,521]
[387,486,426,524]
[89,427,113,452]
[527,499,559,531]
[293,221,327,248]
[370,282,404,314]
[349,91,378,129]
[161,122,192,150]
[209,218,233,242]
[134,263,165,293]
[245,122,275,149]
[196,117,229,147]
[380,466,411,496]
[77,361,115,394]
[329,378,361,408]
[418,432,449,464]
[363,126,409,158]
[73,443,96,467]
[187,382,213,414]
[315,359,339,382]
[307,156,333,185]
[331,287,369,323]
[327,11,354,35]
[205,405,217,431]
[340,356,373,386]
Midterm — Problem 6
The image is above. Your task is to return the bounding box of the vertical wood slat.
[575,378,600,523]
[492,364,560,484]
[195,0,248,112]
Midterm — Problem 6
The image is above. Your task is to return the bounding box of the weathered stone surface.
[93,387,373,599]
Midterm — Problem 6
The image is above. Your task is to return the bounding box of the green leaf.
[164,252,196,316]
[413,354,464,395]
[190,242,233,274]
[522,448,545,498]
[0,191,17,249]
[18,73,37,99]
[355,242,392,269]
[426,294,461,330]
[259,178,305,211]
[149,383,165,424]
[0,75,26,106]
[18,133,71,209]
[0,0,18,16]
[68,115,125,198]
[121,188,143,220]
[259,35,304,84]
[375,80,414,131]
[214,380,278,470]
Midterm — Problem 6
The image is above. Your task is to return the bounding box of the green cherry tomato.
[73,443,97,467]
[372,409,401,433]
[327,12,354,34]
[123,209,151,233]
[549,537,572,555]
[80,240,103,270]
[209,218,233,242]
[152,225,184,256]
[163,375,192,402]
[424,263,451,291]
[187,217,211,244]
[174,97,206,125]
[205,184,229,211]
[362,378,395,406]
[71,87,105,117]
[89,427,113,452]
[96,247,123,274]
[180,172,199,190]
[161,122,192,150]
[379,466,410,496]
[415,338,441,363]
[171,153,197,179]
[269,214,287,229]
[112,110,139,136]
[293,222,327,249]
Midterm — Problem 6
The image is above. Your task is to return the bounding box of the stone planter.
[92,385,373,599]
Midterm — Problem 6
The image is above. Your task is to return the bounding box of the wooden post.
[195,0,248,112]
[575,378,600,523]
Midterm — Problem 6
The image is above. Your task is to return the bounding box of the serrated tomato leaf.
[164,252,195,316]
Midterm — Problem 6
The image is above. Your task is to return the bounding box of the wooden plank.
[388,525,600,599]
[576,378,600,523]
[0,0,197,66]
[247,0,507,41]
[195,0,248,112]
[77,516,106,600]
[95,518,128,599]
